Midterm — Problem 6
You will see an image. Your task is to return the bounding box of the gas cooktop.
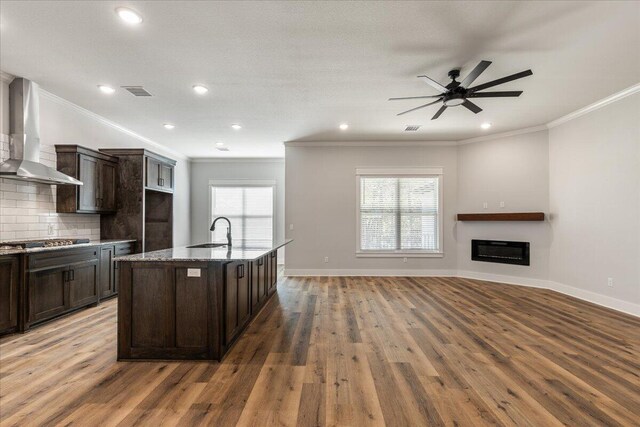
[0,238,90,249]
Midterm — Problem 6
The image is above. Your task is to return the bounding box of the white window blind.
[358,174,441,254]
[210,184,274,246]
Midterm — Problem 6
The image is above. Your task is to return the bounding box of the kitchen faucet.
[210,217,232,246]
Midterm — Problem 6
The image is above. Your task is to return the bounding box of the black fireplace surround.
[471,239,530,266]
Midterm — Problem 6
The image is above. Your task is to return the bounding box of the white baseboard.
[547,281,640,317]
[283,268,639,317]
[283,268,457,277]
[456,270,550,289]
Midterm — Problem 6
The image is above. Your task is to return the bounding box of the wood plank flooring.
[1,276,639,426]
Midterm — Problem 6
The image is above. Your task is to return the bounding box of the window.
[209,180,275,246]
[356,168,443,257]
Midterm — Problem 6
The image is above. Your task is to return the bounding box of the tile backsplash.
[0,140,100,242]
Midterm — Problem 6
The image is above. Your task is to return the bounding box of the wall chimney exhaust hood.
[0,78,82,186]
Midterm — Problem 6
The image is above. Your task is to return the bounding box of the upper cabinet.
[146,156,175,193]
[55,145,119,214]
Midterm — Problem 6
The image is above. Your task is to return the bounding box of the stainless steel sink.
[186,243,228,249]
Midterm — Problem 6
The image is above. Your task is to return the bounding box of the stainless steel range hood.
[0,78,82,185]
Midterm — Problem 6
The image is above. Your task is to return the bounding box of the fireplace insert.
[471,240,530,266]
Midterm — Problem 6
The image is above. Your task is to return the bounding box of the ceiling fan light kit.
[390,60,533,120]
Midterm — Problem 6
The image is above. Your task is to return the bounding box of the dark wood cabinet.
[269,250,278,294]
[68,259,99,308]
[26,247,100,327]
[28,265,69,323]
[55,145,118,214]
[224,261,250,345]
[146,157,174,193]
[0,256,20,334]
[100,245,115,299]
[100,149,176,252]
[100,242,134,300]
[118,262,213,360]
[78,154,98,211]
[117,244,288,361]
[250,257,266,314]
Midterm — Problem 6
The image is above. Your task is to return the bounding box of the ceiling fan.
[389,60,532,120]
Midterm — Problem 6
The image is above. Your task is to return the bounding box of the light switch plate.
[187,268,201,277]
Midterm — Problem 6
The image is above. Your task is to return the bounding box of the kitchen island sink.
[115,239,292,361]
[186,243,227,248]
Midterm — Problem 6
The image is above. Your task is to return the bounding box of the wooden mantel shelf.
[457,212,545,221]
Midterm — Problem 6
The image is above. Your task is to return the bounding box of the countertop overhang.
[114,239,293,262]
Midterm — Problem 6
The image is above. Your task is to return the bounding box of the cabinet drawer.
[115,242,135,255]
[28,247,100,271]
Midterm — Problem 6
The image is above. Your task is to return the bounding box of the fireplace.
[471,240,530,266]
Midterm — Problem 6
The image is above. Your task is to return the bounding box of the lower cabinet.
[224,261,250,346]
[118,263,213,360]
[0,256,20,334]
[250,256,268,314]
[100,242,133,299]
[268,250,278,295]
[26,247,99,327]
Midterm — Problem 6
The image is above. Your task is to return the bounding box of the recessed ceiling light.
[98,85,115,94]
[215,142,224,147]
[193,85,208,95]
[481,122,492,130]
[115,7,142,25]
[163,123,175,130]
[339,123,349,130]
[231,124,242,130]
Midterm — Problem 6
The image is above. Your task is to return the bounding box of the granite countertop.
[0,239,136,256]
[115,239,292,262]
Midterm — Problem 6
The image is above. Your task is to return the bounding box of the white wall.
[549,93,640,308]
[285,144,458,274]
[0,74,191,246]
[456,130,551,282]
[190,159,285,257]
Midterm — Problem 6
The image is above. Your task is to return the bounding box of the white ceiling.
[1,1,638,158]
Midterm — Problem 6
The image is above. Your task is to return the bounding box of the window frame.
[208,179,276,244]
[355,168,444,258]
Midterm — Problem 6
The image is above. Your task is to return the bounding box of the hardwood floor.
[1,276,639,426]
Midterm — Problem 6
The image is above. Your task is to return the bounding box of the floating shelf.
[457,212,545,222]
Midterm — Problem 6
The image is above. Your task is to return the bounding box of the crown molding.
[457,125,548,145]
[284,140,457,148]
[38,89,190,161]
[0,71,14,83]
[191,157,284,163]
[546,82,640,129]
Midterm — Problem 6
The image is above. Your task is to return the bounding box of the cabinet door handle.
[69,270,75,281]
[237,264,244,278]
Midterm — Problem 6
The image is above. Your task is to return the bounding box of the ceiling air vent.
[121,86,152,96]
[404,125,420,132]
[216,147,229,152]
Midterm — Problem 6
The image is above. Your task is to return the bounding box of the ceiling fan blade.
[388,95,442,101]
[397,99,443,116]
[468,69,533,92]
[462,100,483,114]
[467,91,523,98]
[461,60,492,88]
[431,105,447,120]
[417,75,448,93]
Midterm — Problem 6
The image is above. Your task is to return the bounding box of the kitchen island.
[115,240,292,361]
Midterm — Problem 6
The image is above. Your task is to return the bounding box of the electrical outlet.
[47,224,55,236]
[482,202,488,209]
[289,223,294,231]
[403,257,407,263]
[607,278,613,287]
[500,201,505,208]
[324,256,329,263]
